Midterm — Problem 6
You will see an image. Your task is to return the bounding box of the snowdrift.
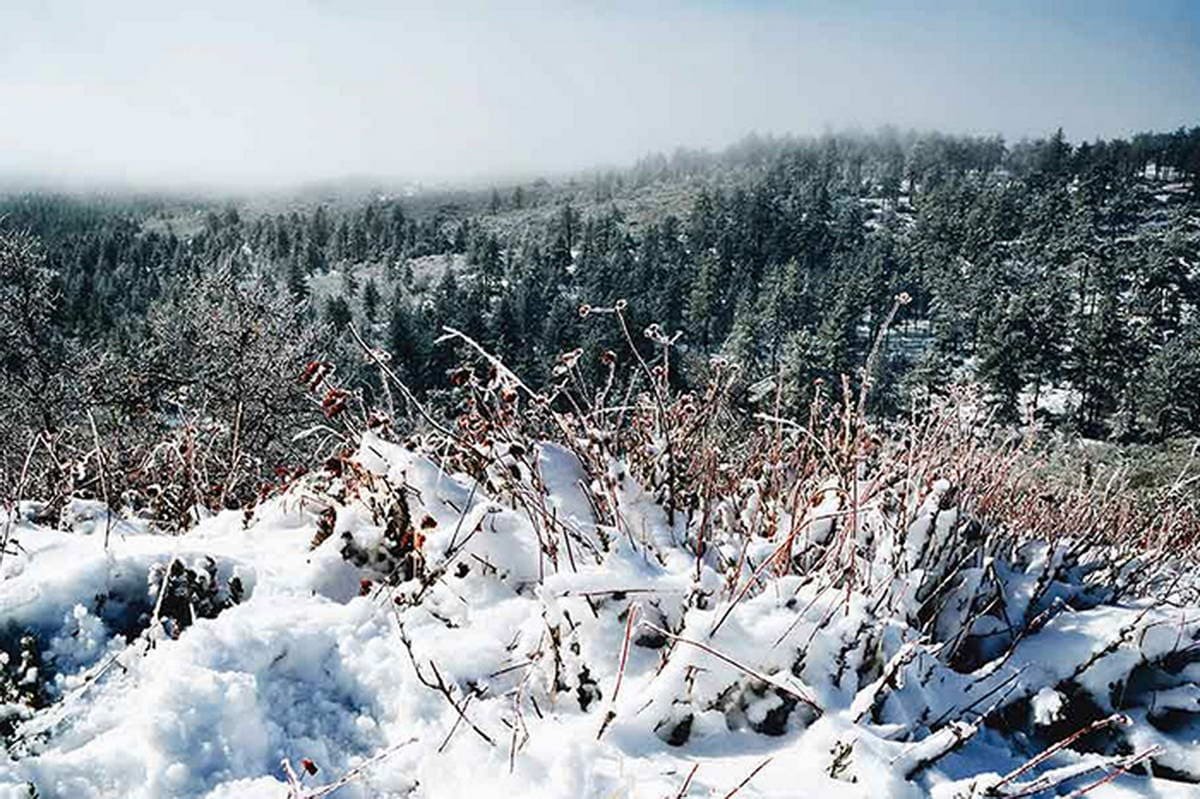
[2,430,1199,799]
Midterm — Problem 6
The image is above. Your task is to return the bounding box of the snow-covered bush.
[146,556,246,638]
[0,258,327,539]
[2,307,1199,798]
[0,636,44,742]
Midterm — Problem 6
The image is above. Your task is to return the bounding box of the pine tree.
[722,291,762,374]
[389,205,407,256]
[476,235,503,288]
[312,205,330,250]
[286,255,308,302]
[489,292,523,363]
[1142,326,1200,437]
[779,329,825,413]
[755,259,805,370]
[332,220,351,262]
[362,278,381,323]
[342,265,360,301]
[324,295,353,332]
[687,252,721,347]
[388,293,432,389]
[433,267,461,328]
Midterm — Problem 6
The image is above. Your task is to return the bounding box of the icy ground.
[2,433,1200,798]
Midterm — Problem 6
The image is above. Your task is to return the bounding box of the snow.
[1,433,1199,798]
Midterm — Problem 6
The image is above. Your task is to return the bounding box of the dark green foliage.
[1,123,1198,486]
[388,292,432,390]
[324,295,353,331]
[362,278,381,323]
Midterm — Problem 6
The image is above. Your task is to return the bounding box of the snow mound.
[1,432,1199,798]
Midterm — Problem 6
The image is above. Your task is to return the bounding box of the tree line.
[2,125,1199,464]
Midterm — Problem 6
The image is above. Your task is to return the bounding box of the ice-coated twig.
[896,720,980,779]
[597,602,639,739]
[399,626,496,747]
[286,736,419,798]
[721,757,773,799]
[641,620,823,715]
[994,713,1130,791]
[1063,746,1160,798]
[349,323,461,442]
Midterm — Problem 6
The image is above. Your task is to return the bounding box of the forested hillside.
[6,125,1200,799]
[2,126,1200,501]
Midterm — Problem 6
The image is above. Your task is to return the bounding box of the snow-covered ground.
[1,433,1199,798]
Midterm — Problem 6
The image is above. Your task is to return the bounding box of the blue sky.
[1,0,1196,188]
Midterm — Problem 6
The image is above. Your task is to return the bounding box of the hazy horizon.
[2,0,1198,192]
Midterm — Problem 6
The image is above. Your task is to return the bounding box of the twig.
[641,621,822,715]
[673,763,700,798]
[597,603,639,739]
[400,627,496,746]
[994,714,1130,790]
[1063,747,1159,798]
[288,736,419,798]
[87,411,114,548]
[722,757,772,799]
[348,323,460,441]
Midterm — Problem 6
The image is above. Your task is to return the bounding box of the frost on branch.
[1,316,1199,798]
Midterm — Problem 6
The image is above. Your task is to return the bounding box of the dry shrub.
[365,301,1200,619]
[0,264,327,535]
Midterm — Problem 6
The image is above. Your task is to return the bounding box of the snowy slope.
[1,433,1199,798]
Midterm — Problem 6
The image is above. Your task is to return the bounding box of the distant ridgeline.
[2,126,1200,440]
